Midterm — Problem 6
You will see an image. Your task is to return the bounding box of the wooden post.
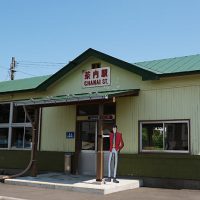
[73,122,81,175]
[31,108,39,177]
[96,103,104,181]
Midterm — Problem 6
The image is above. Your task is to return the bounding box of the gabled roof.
[0,48,200,95]
[37,48,157,90]
[135,54,200,77]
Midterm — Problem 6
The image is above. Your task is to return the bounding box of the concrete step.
[4,174,143,195]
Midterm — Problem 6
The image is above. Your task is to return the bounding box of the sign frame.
[82,67,111,88]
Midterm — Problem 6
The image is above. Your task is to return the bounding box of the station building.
[0,48,200,182]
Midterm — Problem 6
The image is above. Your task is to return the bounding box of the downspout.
[0,106,39,183]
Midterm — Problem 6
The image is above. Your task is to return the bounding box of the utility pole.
[10,57,16,80]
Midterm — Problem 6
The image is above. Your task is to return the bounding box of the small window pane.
[13,106,25,123]
[0,104,10,123]
[77,104,99,116]
[25,106,35,122]
[164,123,188,151]
[24,127,32,149]
[11,127,24,148]
[80,121,96,150]
[91,63,101,69]
[142,123,164,150]
[103,103,116,115]
[0,128,9,148]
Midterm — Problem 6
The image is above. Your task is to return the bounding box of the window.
[11,105,33,149]
[80,121,96,150]
[0,103,10,123]
[140,120,189,153]
[91,63,101,69]
[77,104,99,116]
[11,127,32,149]
[104,103,116,115]
[13,106,25,123]
[0,102,38,150]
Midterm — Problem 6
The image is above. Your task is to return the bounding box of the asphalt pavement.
[0,183,200,200]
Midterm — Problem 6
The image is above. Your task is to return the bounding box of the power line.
[18,60,66,65]
[1,59,65,80]
[16,70,38,77]
[16,64,64,68]
[16,60,66,69]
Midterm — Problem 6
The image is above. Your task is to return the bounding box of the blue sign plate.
[66,132,75,139]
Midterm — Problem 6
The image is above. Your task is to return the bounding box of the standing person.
[106,124,124,183]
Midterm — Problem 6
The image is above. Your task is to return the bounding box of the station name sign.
[82,67,110,88]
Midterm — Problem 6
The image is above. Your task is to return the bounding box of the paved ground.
[0,183,200,200]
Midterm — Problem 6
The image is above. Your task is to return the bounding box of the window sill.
[140,150,190,154]
[10,147,32,151]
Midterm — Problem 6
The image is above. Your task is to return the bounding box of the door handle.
[97,135,110,138]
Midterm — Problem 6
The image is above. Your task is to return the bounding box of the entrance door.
[76,103,116,176]
[77,120,114,176]
[78,121,97,175]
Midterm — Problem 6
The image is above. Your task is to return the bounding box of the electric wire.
[17,64,64,68]
[18,60,65,64]
[1,59,66,80]
[17,61,65,68]
[16,70,39,77]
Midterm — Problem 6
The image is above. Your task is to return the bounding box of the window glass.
[0,104,10,123]
[24,127,32,148]
[103,103,116,115]
[25,106,35,122]
[11,127,32,149]
[142,123,163,151]
[141,121,189,152]
[80,121,96,150]
[77,104,99,116]
[91,63,101,69]
[11,127,24,148]
[164,123,188,151]
[0,128,9,148]
[13,106,25,123]
[77,103,116,116]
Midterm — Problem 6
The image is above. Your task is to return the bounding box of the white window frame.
[0,102,41,151]
[140,120,190,154]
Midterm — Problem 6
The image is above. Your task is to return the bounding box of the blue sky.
[0,0,200,80]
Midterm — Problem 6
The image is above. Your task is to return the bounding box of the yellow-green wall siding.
[40,105,76,152]
[116,86,200,154]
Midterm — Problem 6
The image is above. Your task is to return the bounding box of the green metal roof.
[0,75,51,94]
[1,49,200,95]
[135,54,200,75]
